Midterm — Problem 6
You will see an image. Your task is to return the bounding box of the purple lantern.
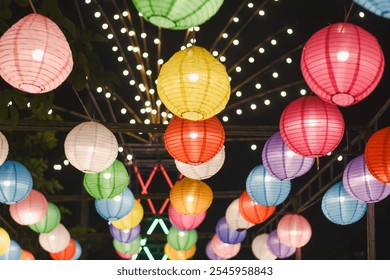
[109,223,141,243]
[216,217,247,244]
[266,230,296,259]
[262,132,315,180]
[343,155,390,203]
[205,240,226,260]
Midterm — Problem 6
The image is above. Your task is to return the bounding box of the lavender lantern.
[343,155,390,203]
[262,132,315,180]
[205,240,226,260]
[109,223,141,243]
[216,217,247,244]
[266,230,296,259]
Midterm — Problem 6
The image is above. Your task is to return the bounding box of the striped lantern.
[29,202,61,233]
[109,224,141,243]
[238,191,276,224]
[164,243,196,260]
[210,233,241,259]
[0,132,8,165]
[113,235,141,256]
[277,214,312,248]
[215,217,246,244]
[167,226,198,251]
[251,233,277,260]
[354,0,390,20]
[111,200,144,230]
[50,239,76,260]
[266,230,296,259]
[39,223,71,253]
[168,204,206,230]
[225,198,255,231]
[95,188,135,221]
[205,240,226,260]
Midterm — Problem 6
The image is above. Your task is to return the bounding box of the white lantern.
[64,121,118,173]
[251,233,277,260]
[225,198,255,230]
[39,223,70,253]
[0,132,9,165]
[175,146,225,180]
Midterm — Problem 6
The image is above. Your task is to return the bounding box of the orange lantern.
[365,127,390,184]
[50,239,76,260]
[164,116,225,165]
[277,214,312,248]
[20,249,35,260]
[170,177,213,215]
[239,191,276,224]
[164,243,196,260]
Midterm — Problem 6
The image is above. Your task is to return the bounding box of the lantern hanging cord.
[28,0,37,13]
[344,1,355,22]
[72,87,93,121]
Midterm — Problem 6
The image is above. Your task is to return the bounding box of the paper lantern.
[29,202,61,233]
[277,214,312,248]
[0,227,10,255]
[354,0,390,19]
[0,132,8,165]
[175,146,225,180]
[157,45,230,120]
[364,127,390,184]
[164,243,196,260]
[64,121,118,174]
[301,22,384,106]
[343,155,390,203]
[0,240,21,260]
[0,14,73,94]
[0,160,33,204]
[225,198,255,230]
[170,177,213,215]
[9,189,48,225]
[111,200,144,230]
[164,116,225,165]
[210,233,241,259]
[71,240,82,260]
[113,235,141,256]
[168,204,206,230]
[262,132,315,180]
[109,224,141,243]
[95,188,135,221]
[321,181,367,225]
[205,241,226,260]
[216,217,246,244]
[83,159,129,199]
[50,239,76,260]
[280,96,345,157]
[266,230,296,259]
[239,191,276,224]
[167,226,198,251]
[20,249,35,260]
[115,249,138,260]
[246,164,291,206]
[39,223,71,253]
[132,0,223,30]
[251,233,277,260]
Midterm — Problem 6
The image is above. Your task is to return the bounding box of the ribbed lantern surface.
[0,132,8,165]
[354,0,390,19]
[277,214,312,248]
[239,191,276,224]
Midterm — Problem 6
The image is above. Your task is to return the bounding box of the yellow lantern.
[157,45,230,121]
[0,227,11,255]
[111,200,144,230]
[170,177,213,215]
[164,243,196,260]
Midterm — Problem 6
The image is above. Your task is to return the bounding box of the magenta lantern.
[262,132,315,180]
[277,214,312,248]
[168,204,206,230]
[210,233,241,259]
[280,96,345,157]
[301,22,384,106]
[266,230,296,259]
[9,189,48,226]
[343,155,390,203]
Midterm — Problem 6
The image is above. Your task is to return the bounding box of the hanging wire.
[72,86,92,121]
[28,0,37,13]
[344,1,355,22]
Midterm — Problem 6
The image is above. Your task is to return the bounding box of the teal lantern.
[83,160,129,199]
[113,235,141,256]
[167,226,198,251]
[132,0,224,30]
[29,202,61,233]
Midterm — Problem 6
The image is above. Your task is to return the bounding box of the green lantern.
[83,160,129,199]
[113,235,141,256]
[29,202,61,233]
[132,0,224,30]
[167,226,198,251]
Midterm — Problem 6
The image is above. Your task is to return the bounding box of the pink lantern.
[301,22,384,106]
[0,14,73,94]
[210,234,241,259]
[39,223,71,253]
[9,189,48,225]
[277,214,312,248]
[280,96,345,157]
[168,204,206,230]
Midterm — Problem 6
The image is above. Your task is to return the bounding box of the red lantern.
[280,96,345,157]
[239,191,276,224]
[164,116,225,165]
[277,214,312,248]
[50,239,76,260]
[0,14,73,94]
[365,127,390,184]
[301,22,384,107]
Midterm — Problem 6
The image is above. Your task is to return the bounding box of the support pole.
[367,203,376,260]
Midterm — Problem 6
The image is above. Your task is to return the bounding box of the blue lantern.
[109,223,141,243]
[246,164,291,206]
[215,217,246,244]
[0,160,33,204]
[321,181,367,225]
[354,0,390,19]
[0,239,22,260]
[95,188,135,221]
[71,239,82,260]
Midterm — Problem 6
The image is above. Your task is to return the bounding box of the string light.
[248,57,255,63]
[259,10,265,16]
[236,91,242,97]
[94,12,101,18]
[259,47,265,53]
[113,14,119,20]
[118,147,124,153]
[102,23,108,30]
[251,144,257,151]
[222,116,229,122]
[233,39,239,45]
[280,91,287,97]
[236,109,242,115]
[271,39,277,45]
[222,33,228,38]
[250,104,257,110]
[286,57,292,64]
[264,99,271,105]
[300,89,307,96]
